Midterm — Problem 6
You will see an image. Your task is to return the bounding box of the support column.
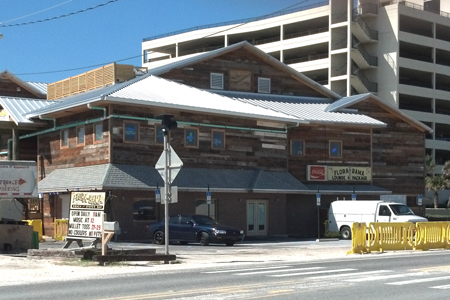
[12,128,19,160]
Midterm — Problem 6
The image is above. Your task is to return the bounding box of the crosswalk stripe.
[234,267,325,276]
[345,272,425,282]
[270,268,357,278]
[310,270,392,279]
[387,275,450,285]
[430,284,450,290]
[203,266,291,274]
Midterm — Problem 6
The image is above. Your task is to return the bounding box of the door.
[376,205,391,222]
[246,200,268,236]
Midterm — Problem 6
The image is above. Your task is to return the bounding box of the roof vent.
[258,77,271,94]
[210,73,224,90]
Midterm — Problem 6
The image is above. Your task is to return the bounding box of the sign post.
[316,187,321,241]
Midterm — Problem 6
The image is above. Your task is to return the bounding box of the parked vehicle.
[327,200,428,239]
[147,214,244,246]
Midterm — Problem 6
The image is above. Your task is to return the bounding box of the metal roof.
[214,91,386,127]
[38,163,310,194]
[25,81,47,96]
[25,74,302,124]
[0,97,56,125]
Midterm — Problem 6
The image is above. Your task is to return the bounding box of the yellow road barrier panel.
[366,222,415,253]
[54,219,69,241]
[347,222,368,254]
[414,222,450,251]
[24,219,44,242]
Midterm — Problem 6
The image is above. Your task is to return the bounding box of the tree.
[424,155,450,208]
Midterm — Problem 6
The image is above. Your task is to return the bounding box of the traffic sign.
[155,145,183,183]
[155,188,161,203]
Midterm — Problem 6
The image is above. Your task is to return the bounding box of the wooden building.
[1,42,430,240]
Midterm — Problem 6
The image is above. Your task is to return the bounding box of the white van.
[327,200,428,239]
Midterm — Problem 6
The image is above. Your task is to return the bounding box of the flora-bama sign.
[68,192,105,238]
[307,165,372,182]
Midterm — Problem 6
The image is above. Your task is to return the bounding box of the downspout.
[87,103,107,118]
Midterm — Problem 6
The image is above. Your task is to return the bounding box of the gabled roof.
[213,90,386,127]
[37,163,310,194]
[325,93,432,133]
[146,41,342,100]
[0,71,47,99]
[0,97,56,125]
[25,74,302,124]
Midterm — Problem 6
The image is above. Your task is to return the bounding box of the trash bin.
[32,231,39,249]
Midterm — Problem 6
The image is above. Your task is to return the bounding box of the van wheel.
[340,226,352,240]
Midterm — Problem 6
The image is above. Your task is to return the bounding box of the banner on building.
[68,192,106,238]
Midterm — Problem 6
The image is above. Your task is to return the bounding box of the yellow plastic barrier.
[54,219,69,241]
[348,221,450,254]
[414,222,450,251]
[24,219,44,242]
[347,222,368,254]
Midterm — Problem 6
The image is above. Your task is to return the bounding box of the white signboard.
[0,161,38,198]
[68,192,106,238]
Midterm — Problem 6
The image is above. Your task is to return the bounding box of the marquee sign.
[307,165,371,182]
[68,192,106,238]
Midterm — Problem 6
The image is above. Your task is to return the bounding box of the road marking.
[310,270,392,279]
[203,265,291,274]
[234,267,325,276]
[430,284,450,289]
[270,268,357,278]
[345,272,425,282]
[387,275,450,285]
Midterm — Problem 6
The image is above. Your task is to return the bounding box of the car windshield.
[390,204,414,216]
[192,215,219,226]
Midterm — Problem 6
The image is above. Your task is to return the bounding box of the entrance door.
[246,200,268,236]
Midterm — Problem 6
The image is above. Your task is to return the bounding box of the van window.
[379,205,391,216]
[390,204,414,216]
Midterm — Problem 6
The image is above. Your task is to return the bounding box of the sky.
[0,0,323,84]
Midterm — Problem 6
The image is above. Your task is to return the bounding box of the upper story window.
[185,127,199,148]
[291,140,304,156]
[329,140,342,158]
[258,77,271,93]
[77,126,85,145]
[94,123,103,142]
[229,70,252,91]
[211,129,225,149]
[210,73,224,90]
[61,129,69,148]
[124,122,139,143]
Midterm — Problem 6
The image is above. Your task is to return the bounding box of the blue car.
[147,214,244,246]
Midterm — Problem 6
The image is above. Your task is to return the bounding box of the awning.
[304,183,392,195]
[38,163,309,194]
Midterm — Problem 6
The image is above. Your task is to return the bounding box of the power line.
[0,0,120,28]
[0,0,74,25]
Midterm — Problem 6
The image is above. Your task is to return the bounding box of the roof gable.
[0,71,47,99]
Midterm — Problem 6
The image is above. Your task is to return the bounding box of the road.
[2,247,450,300]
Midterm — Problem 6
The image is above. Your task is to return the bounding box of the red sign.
[308,165,326,181]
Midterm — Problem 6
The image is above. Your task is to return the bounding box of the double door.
[246,200,268,236]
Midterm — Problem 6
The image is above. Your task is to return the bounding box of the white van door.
[376,204,391,222]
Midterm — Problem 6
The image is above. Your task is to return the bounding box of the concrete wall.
[0,224,32,251]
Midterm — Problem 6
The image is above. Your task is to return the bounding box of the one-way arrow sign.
[155,145,183,183]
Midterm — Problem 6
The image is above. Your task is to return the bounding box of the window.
[196,199,216,219]
[133,198,156,221]
[61,129,69,148]
[28,198,41,212]
[155,125,165,144]
[210,73,224,89]
[211,130,225,149]
[329,140,342,158]
[258,77,271,93]
[77,126,85,145]
[185,128,199,148]
[94,123,103,142]
[291,140,304,156]
[123,122,139,143]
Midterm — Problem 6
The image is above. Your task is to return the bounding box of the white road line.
[430,284,450,290]
[387,275,450,285]
[345,272,425,282]
[310,270,392,279]
[234,267,325,276]
[270,268,357,278]
[203,266,291,274]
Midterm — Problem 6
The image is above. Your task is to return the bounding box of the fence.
[347,221,450,254]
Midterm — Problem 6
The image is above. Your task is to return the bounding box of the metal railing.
[352,37,378,66]
[284,53,328,65]
[380,0,450,19]
[352,62,377,92]
[352,8,378,41]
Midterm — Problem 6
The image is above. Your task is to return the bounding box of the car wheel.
[225,242,234,246]
[153,230,164,245]
[199,232,210,246]
[340,226,352,240]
